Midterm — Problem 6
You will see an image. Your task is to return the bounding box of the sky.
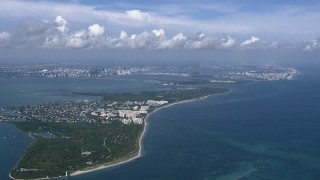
[0,0,320,52]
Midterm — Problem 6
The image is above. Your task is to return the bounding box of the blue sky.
[0,0,320,50]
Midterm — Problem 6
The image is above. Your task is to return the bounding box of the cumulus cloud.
[184,32,215,49]
[65,31,88,48]
[0,31,11,47]
[0,32,11,42]
[43,16,70,47]
[125,10,152,22]
[1,0,320,41]
[152,29,165,37]
[241,36,260,46]
[44,35,61,48]
[65,26,106,48]
[88,24,105,37]
[107,30,217,50]
[303,39,320,51]
[128,31,157,49]
[221,36,236,48]
[54,16,68,33]
[0,16,318,51]
[173,33,187,41]
[119,31,128,39]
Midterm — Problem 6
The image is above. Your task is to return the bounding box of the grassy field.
[10,122,142,179]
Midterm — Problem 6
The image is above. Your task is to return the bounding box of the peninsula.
[5,87,229,179]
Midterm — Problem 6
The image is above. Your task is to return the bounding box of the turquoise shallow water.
[1,67,320,180]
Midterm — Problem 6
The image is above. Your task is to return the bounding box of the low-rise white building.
[140,106,149,111]
[140,110,148,114]
[133,106,139,111]
[91,112,98,116]
[146,100,168,106]
[106,112,117,119]
[121,118,132,125]
[100,112,107,117]
[119,110,140,118]
[133,118,143,124]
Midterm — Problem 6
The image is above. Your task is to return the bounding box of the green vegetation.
[74,87,229,102]
[10,87,229,179]
[10,122,142,179]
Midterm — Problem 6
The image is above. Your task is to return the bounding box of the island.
[4,87,229,179]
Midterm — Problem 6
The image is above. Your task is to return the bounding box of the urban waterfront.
[1,66,320,179]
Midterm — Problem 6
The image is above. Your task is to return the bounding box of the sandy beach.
[70,93,223,177]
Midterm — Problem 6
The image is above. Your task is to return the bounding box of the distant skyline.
[0,0,320,51]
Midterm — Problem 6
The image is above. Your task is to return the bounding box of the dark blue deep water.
[69,69,320,180]
[1,67,320,180]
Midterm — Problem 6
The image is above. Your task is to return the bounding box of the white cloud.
[241,36,260,46]
[0,31,11,42]
[44,35,60,47]
[152,29,165,37]
[184,33,215,49]
[156,39,175,49]
[66,30,90,48]
[125,10,152,21]
[128,31,156,49]
[198,33,206,39]
[64,25,107,48]
[303,45,312,51]
[0,15,317,51]
[119,31,129,40]
[54,16,68,33]
[130,34,137,40]
[303,39,320,51]
[173,33,187,41]
[88,24,105,36]
[221,36,236,48]
[0,31,11,47]
[1,0,320,40]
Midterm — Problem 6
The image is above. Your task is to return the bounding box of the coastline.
[70,92,228,177]
[8,90,231,179]
[5,123,35,180]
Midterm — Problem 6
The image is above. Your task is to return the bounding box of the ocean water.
[68,68,320,180]
[1,67,320,180]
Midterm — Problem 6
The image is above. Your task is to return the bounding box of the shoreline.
[70,92,229,177]
[8,90,231,179]
[5,123,35,180]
